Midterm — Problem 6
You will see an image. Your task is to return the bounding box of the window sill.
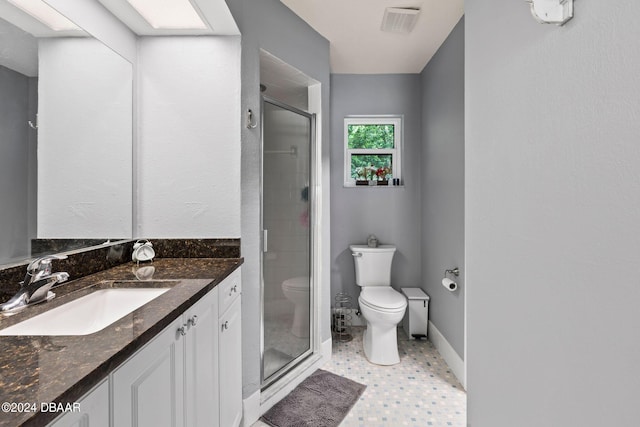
[343,183,405,188]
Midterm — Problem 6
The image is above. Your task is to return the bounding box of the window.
[344,117,402,187]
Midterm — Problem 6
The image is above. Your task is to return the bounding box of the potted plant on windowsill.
[355,166,374,185]
[376,166,391,185]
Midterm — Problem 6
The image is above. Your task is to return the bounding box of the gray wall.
[330,74,422,305]
[0,65,30,263]
[420,17,465,358]
[466,1,640,425]
[226,0,331,400]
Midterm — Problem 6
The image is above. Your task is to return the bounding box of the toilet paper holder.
[443,267,460,278]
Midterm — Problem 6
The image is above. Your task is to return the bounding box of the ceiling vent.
[381,7,421,33]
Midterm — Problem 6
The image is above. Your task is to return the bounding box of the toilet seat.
[282,277,308,291]
[359,287,407,312]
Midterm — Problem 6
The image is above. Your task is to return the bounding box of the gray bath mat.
[261,369,366,427]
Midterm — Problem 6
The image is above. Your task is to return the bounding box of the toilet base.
[282,278,310,338]
[291,305,309,338]
[362,323,400,366]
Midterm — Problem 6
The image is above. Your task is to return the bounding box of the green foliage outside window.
[347,125,395,149]
[347,124,395,180]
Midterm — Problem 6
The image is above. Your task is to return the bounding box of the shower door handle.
[263,229,268,252]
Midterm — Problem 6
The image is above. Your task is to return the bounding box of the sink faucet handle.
[27,254,68,275]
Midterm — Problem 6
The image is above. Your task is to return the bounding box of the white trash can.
[401,288,430,340]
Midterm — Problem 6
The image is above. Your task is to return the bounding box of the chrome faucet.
[0,255,69,314]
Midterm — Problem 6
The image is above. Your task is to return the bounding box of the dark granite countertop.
[0,258,242,427]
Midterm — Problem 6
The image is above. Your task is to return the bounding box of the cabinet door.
[219,296,242,427]
[184,288,219,427]
[48,379,109,427]
[112,316,185,427]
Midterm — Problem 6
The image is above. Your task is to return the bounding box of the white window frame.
[343,116,402,187]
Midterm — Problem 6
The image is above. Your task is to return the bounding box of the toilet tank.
[349,245,396,287]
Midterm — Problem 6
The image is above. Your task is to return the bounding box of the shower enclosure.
[261,97,315,388]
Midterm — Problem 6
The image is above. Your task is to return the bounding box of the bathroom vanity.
[0,1,244,424]
[0,257,242,427]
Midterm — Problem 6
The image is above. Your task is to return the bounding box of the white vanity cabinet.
[218,269,242,427]
[111,312,188,427]
[48,379,109,427]
[184,284,220,427]
[111,285,222,427]
[48,268,241,427]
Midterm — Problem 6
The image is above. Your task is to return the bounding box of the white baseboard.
[241,389,261,427]
[428,321,466,390]
[322,335,332,360]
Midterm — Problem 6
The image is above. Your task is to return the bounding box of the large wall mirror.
[0,0,133,267]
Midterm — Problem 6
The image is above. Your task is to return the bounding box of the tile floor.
[253,326,466,427]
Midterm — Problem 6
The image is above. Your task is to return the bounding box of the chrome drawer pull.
[188,315,198,327]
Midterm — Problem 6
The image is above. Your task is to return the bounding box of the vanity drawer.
[218,268,241,314]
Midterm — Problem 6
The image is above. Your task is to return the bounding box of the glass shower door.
[261,98,314,387]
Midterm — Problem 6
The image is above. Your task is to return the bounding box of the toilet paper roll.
[442,278,457,291]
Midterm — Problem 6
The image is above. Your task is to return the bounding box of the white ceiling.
[279,0,463,74]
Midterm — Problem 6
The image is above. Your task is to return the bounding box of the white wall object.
[527,0,573,26]
[137,36,241,238]
[37,38,132,238]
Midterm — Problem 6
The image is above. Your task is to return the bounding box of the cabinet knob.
[177,325,187,336]
[229,285,237,296]
[222,321,229,331]
[188,315,198,327]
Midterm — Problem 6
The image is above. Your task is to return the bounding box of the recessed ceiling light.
[126,0,207,30]
[381,7,421,34]
[7,0,81,31]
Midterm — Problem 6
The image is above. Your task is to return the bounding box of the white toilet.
[350,244,407,365]
[281,277,309,338]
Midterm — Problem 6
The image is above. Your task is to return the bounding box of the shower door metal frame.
[259,96,317,390]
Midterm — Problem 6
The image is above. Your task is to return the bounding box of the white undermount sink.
[0,288,169,336]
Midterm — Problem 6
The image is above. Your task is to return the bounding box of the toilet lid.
[282,277,308,290]
[360,287,406,310]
